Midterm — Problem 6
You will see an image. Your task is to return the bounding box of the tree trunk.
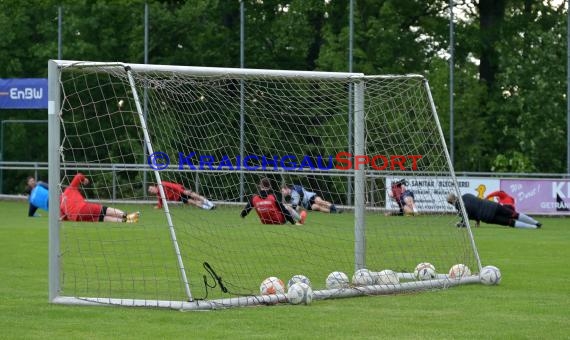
[478,0,506,89]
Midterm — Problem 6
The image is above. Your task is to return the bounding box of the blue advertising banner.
[0,78,48,109]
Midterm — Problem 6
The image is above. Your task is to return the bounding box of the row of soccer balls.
[260,263,502,305]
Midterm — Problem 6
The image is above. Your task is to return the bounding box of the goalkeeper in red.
[485,190,516,212]
[148,181,215,210]
[60,173,139,223]
[241,178,307,225]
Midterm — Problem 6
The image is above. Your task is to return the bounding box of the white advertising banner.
[385,177,501,213]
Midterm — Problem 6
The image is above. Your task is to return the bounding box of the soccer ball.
[260,276,285,295]
[448,264,471,279]
[287,274,311,290]
[287,282,314,305]
[352,268,375,286]
[374,269,400,285]
[480,265,502,285]
[414,262,437,281]
[325,271,350,289]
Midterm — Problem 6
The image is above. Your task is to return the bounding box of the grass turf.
[0,200,568,339]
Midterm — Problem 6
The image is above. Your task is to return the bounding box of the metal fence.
[2,161,569,197]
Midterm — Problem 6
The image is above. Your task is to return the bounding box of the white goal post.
[48,60,484,310]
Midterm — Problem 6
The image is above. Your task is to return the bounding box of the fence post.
[112,165,116,201]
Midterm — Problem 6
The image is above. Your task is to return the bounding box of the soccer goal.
[48,60,485,310]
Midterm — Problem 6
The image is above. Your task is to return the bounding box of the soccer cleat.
[330,205,343,214]
[126,211,140,223]
[299,211,307,225]
[536,222,542,228]
[455,221,466,228]
[202,200,216,210]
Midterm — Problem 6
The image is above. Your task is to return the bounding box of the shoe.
[126,211,140,223]
[330,205,343,214]
[294,222,303,226]
[455,221,466,228]
[299,211,307,225]
[210,205,217,210]
[536,222,542,228]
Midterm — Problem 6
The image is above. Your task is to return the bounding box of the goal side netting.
[48,60,483,310]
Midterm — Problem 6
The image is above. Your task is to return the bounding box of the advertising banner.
[0,78,48,109]
[385,177,500,213]
[501,179,570,215]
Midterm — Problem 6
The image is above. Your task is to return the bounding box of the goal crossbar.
[53,60,363,79]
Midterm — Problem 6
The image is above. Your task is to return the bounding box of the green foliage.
[490,2,567,173]
[492,151,536,172]
[0,0,58,76]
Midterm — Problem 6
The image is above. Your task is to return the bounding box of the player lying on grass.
[447,193,541,229]
[280,184,340,213]
[386,179,419,216]
[24,176,49,217]
[485,190,516,211]
[60,173,139,223]
[241,178,307,225]
[148,181,215,210]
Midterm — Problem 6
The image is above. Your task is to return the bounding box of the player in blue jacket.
[25,176,49,217]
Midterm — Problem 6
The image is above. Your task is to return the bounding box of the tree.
[489,0,567,172]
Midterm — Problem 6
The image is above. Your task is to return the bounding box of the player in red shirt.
[485,190,516,212]
[241,178,307,225]
[60,173,139,223]
[148,181,215,210]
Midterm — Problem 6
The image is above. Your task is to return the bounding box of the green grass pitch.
[0,200,568,339]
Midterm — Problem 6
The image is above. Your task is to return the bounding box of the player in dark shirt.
[447,193,541,229]
[386,179,418,216]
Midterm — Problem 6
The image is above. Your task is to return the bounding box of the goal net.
[48,60,483,310]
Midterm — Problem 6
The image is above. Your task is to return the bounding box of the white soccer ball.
[287,274,312,289]
[352,268,374,286]
[480,265,502,285]
[414,262,437,281]
[374,269,400,285]
[260,276,285,295]
[287,282,314,305]
[448,264,471,279]
[325,271,350,289]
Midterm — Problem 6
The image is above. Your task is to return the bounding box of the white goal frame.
[48,60,483,310]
